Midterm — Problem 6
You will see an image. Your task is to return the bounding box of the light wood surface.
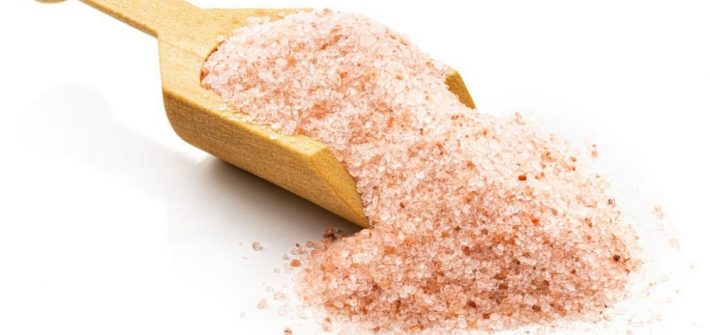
[78,0,475,228]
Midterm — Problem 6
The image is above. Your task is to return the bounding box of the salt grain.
[653,205,665,220]
[257,299,267,310]
[252,241,263,251]
[290,259,302,268]
[278,304,289,316]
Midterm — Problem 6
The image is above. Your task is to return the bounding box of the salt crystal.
[278,304,289,316]
[653,205,665,220]
[251,241,263,251]
[257,299,267,310]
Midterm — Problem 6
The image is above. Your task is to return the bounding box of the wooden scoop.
[73,0,476,227]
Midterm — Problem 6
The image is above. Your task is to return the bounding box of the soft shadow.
[24,84,357,281]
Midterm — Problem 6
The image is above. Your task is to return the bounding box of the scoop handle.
[80,0,202,37]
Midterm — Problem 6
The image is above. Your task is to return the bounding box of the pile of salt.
[202,10,639,333]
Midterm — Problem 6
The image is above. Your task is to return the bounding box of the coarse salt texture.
[202,10,639,333]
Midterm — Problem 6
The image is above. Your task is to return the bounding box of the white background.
[1,0,709,334]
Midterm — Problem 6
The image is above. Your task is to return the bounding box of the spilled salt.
[203,9,641,334]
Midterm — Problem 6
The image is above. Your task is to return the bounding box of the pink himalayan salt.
[202,9,639,333]
[653,205,665,220]
[256,298,268,310]
[251,241,263,251]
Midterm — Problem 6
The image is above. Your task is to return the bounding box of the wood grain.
[79,0,475,227]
